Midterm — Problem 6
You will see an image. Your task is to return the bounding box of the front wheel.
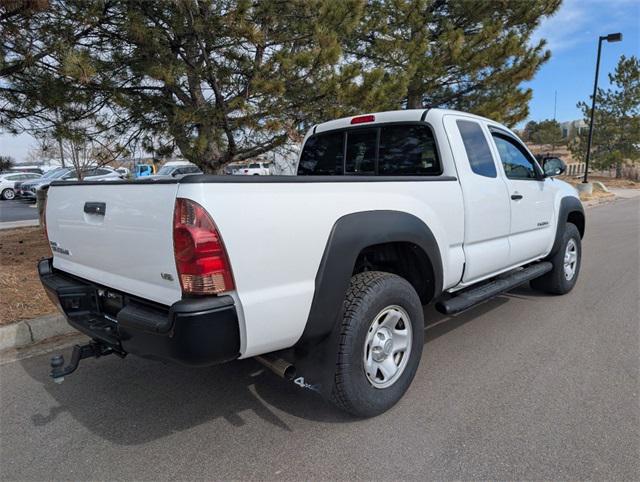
[531,222,582,294]
[329,271,424,417]
[1,188,15,200]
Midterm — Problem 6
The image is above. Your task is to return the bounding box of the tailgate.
[46,183,182,305]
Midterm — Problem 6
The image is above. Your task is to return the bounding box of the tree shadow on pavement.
[17,284,540,446]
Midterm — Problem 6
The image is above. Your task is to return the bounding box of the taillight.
[173,198,235,295]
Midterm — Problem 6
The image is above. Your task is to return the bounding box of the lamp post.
[583,32,622,184]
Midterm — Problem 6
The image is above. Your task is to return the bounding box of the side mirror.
[543,158,566,177]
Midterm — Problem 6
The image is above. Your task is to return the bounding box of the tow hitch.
[49,341,126,383]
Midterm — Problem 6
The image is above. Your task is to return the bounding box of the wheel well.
[353,242,435,304]
[567,210,585,238]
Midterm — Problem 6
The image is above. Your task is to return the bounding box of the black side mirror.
[543,158,566,177]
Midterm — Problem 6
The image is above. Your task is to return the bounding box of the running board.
[435,262,553,315]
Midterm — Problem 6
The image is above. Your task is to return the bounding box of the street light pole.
[583,33,622,184]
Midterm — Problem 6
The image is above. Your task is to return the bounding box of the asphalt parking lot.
[0,199,38,223]
[0,198,638,480]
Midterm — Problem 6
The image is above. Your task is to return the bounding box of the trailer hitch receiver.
[50,341,125,383]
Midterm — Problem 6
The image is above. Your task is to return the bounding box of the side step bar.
[436,262,553,315]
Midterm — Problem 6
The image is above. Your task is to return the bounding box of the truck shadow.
[18,284,544,446]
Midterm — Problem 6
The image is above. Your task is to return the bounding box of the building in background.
[560,119,588,140]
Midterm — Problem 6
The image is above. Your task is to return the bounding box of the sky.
[1,0,639,163]
[524,0,640,126]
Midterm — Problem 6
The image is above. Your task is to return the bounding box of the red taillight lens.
[351,114,375,124]
[173,198,235,295]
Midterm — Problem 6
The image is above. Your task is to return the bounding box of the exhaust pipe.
[255,355,296,380]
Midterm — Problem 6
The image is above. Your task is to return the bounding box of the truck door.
[488,128,554,265]
[443,115,511,282]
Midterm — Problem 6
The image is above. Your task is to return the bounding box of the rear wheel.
[531,222,581,294]
[329,271,424,417]
[1,188,15,200]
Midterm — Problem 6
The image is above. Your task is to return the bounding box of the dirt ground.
[0,227,55,325]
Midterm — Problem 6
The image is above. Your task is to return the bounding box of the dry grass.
[0,227,56,325]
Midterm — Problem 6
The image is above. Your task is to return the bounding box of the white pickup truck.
[40,109,584,417]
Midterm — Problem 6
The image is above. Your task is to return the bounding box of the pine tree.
[343,0,560,126]
[570,55,640,178]
[90,0,363,171]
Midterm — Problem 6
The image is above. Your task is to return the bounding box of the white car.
[40,108,584,417]
[237,162,271,175]
[148,163,202,179]
[0,172,42,200]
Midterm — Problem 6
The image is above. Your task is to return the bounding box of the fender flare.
[549,196,585,256]
[297,210,443,344]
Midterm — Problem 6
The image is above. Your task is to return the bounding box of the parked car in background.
[237,162,271,175]
[18,166,123,200]
[4,165,44,175]
[0,172,42,200]
[75,167,123,182]
[148,162,202,179]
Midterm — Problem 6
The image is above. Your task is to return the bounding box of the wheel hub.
[363,305,412,389]
[370,328,394,362]
[563,239,578,280]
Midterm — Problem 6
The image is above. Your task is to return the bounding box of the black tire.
[329,271,424,417]
[1,188,15,200]
[531,222,581,294]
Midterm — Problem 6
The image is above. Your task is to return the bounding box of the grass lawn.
[0,227,55,325]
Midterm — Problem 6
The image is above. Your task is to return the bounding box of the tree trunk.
[406,88,423,109]
[57,137,65,168]
[615,161,623,179]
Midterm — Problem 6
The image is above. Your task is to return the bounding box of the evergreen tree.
[570,55,640,178]
[2,0,563,171]
[0,155,15,171]
[344,0,560,126]
[529,119,563,147]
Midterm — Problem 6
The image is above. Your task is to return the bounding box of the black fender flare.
[549,196,585,257]
[297,210,443,345]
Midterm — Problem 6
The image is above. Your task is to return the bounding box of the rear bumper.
[38,258,240,366]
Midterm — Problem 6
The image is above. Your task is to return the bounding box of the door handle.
[84,202,106,215]
[511,193,523,201]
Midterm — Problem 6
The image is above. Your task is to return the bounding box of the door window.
[492,134,539,180]
[457,120,496,178]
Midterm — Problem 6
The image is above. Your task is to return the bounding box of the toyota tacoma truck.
[39,109,584,417]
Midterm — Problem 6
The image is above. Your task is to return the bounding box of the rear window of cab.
[298,124,441,176]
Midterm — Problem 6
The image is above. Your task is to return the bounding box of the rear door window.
[298,131,344,175]
[378,125,440,175]
[457,120,497,178]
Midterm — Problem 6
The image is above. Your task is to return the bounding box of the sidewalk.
[608,187,640,199]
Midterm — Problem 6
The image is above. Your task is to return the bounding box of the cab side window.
[492,133,539,180]
[457,120,496,178]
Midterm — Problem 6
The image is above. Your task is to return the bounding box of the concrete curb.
[0,314,75,352]
[0,219,39,230]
